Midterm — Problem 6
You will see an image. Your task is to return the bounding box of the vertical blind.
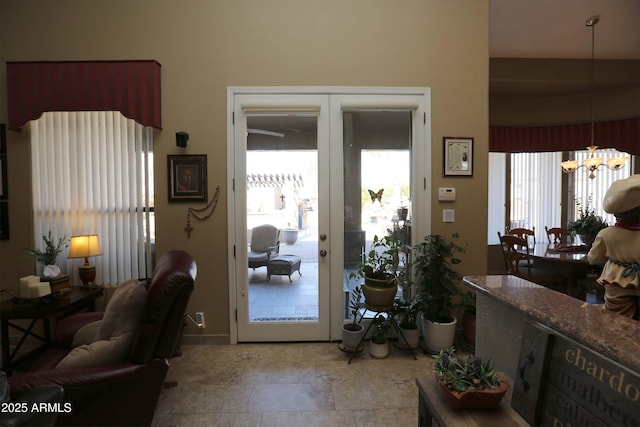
[571,148,628,226]
[30,111,154,286]
[509,152,563,241]
[487,148,630,244]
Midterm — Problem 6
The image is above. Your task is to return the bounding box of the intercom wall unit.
[438,187,456,202]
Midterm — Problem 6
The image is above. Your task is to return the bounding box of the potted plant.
[25,231,68,277]
[567,197,608,247]
[369,314,391,359]
[350,234,402,310]
[459,291,477,349]
[392,297,421,349]
[433,347,508,410]
[281,223,299,245]
[388,222,410,246]
[413,233,465,353]
[341,286,365,351]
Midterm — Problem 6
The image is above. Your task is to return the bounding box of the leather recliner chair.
[8,250,197,427]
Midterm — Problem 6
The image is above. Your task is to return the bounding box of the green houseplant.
[369,314,391,358]
[433,347,508,410]
[412,233,465,353]
[393,297,421,349]
[350,234,402,310]
[25,231,68,266]
[567,197,608,247]
[341,286,365,351]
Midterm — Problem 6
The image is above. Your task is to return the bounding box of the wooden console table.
[416,374,528,427]
[1,287,103,374]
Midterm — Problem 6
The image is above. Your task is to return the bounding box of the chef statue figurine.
[588,174,640,319]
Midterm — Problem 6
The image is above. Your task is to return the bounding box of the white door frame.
[227,86,431,344]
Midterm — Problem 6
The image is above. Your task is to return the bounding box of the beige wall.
[0,0,490,342]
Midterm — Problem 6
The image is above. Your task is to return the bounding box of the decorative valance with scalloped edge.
[489,118,639,155]
[7,60,161,131]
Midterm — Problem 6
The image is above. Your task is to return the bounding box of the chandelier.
[560,15,628,179]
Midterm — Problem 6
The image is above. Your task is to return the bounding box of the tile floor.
[152,341,436,427]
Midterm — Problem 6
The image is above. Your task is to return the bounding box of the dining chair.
[507,227,536,246]
[498,234,567,292]
[545,226,571,245]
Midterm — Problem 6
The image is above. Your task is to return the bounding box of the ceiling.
[249,1,639,135]
[490,0,640,59]
[490,0,640,100]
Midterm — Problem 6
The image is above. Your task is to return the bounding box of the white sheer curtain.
[510,152,563,241]
[487,153,506,244]
[488,148,631,245]
[30,111,154,286]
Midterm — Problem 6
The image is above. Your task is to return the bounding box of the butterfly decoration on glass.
[368,188,383,203]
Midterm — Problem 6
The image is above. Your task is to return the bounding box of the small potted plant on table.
[25,231,68,278]
[433,347,509,410]
[567,197,608,248]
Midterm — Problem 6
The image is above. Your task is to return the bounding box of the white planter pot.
[421,314,457,354]
[369,341,389,359]
[281,229,299,245]
[341,323,365,351]
[397,326,421,350]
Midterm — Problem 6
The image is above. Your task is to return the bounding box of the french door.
[228,88,431,343]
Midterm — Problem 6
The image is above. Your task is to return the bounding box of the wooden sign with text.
[512,321,639,427]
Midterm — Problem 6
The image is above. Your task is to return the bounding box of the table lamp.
[68,234,102,289]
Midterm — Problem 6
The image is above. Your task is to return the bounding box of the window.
[488,148,631,244]
[30,111,155,285]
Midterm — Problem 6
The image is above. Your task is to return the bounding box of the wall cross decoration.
[185,185,221,238]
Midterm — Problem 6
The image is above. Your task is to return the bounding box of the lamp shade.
[68,235,102,259]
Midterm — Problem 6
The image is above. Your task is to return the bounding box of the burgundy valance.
[7,60,161,130]
[489,118,639,156]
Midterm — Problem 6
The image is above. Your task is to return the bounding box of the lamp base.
[78,265,96,290]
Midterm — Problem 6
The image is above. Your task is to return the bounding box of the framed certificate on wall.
[443,137,473,177]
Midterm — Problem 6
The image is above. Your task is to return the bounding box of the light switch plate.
[443,209,455,223]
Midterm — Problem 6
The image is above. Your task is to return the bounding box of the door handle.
[319,234,327,241]
[319,249,327,257]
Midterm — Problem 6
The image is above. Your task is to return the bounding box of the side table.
[1,286,103,374]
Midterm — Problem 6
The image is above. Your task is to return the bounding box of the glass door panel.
[233,93,330,342]
[342,111,413,322]
[246,115,319,322]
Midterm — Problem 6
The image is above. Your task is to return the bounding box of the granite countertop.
[463,275,640,373]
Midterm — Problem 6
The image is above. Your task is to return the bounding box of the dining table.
[527,243,595,299]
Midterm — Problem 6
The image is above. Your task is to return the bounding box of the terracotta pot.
[438,380,509,411]
[362,282,397,311]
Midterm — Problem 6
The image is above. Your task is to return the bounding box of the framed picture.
[443,137,473,177]
[167,154,207,202]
